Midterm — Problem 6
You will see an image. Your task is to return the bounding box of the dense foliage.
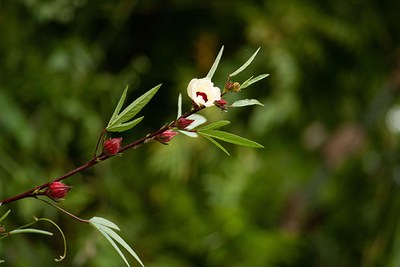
[1,0,400,266]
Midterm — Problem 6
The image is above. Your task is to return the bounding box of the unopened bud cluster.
[224,81,241,93]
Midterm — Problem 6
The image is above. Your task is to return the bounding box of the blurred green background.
[1,0,400,266]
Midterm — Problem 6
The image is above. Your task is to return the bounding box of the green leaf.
[99,225,144,267]
[92,224,131,267]
[113,84,161,125]
[0,210,11,223]
[200,134,230,156]
[107,116,144,132]
[90,216,120,231]
[107,84,161,130]
[229,47,260,77]
[108,85,129,127]
[199,130,264,148]
[231,99,264,107]
[198,120,230,131]
[9,228,53,236]
[240,74,269,89]
[206,46,224,79]
[90,217,144,267]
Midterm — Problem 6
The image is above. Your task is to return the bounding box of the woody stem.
[0,106,204,206]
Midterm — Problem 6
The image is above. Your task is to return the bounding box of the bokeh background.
[1,0,400,266]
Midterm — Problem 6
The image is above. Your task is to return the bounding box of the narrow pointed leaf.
[107,116,144,132]
[198,120,230,131]
[9,228,53,236]
[177,93,182,119]
[90,217,120,231]
[241,76,253,87]
[111,84,161,127]
[0,210,11,223]
[91,223,130,267]
[231,99,264,108]
[90,218,145,267]
[108,85,129,127]
[97,224,144,267]
[200,134,230,156]
[206,46,224,79]
[200,130,264,148]
[240,74,269,89]
[229,47,260,77]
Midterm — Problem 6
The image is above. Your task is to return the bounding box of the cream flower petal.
[187,78,221,107]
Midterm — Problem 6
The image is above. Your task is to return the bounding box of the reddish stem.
[0,107,203,206]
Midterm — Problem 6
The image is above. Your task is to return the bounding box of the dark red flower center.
[196,92,208,103]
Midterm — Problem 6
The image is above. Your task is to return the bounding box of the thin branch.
[0,106,204,206]
[36,197,89,224]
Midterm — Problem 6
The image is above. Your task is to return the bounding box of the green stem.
[93,128,107,159]
[37,197,90,224]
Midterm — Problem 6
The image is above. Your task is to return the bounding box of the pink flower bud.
[46,181,72,201]
[214,99,228,110]
[103,137,122,156]
[156,130,177,143]
[176,117,195,130]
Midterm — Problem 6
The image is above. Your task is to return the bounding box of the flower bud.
[224,81,234,92]
[103,137,122,156]
[155,130,178,143]
[233,82,241,92]
[45,181,72,201]
[214,99,228,110]
[225,81,241,93]
[176,117,195,130]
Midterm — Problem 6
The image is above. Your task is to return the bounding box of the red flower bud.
[225,81,234,92]
[103,137,122,156]
[45,181,72,201]
[224,81,241,92]
[156,130,177,143]
[176,117,195,130]
[214,99,228,110]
